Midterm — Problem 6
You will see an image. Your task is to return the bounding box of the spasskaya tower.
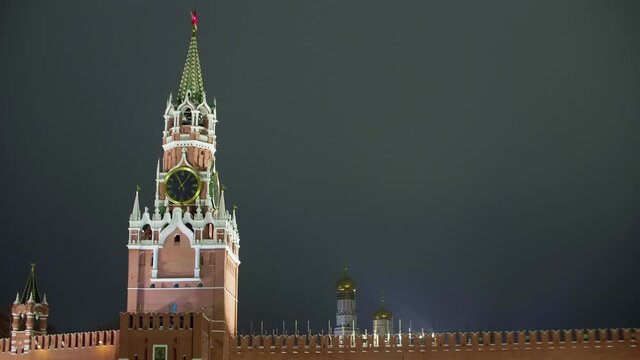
[125,9,240,341]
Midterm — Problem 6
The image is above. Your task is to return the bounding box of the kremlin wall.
[1,12,637,360]
[1,317,639,359]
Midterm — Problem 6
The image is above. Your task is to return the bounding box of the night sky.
[1,1,639,334]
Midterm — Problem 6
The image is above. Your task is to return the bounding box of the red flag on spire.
[191,10,198,31]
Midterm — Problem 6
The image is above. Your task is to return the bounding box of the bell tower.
[334,266,359,336]
[125,9,240,343]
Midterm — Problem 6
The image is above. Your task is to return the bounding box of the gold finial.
[30,263,36,272]
[136,185,141,192]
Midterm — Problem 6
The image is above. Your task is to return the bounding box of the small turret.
[11,264,50,354]
[217,190,227,219]
[130,187,141,221]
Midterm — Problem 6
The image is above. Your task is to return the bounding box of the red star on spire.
[191,10,198,31]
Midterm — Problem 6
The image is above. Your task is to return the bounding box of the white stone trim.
[128,287,223,290]
[127,244,240,265]
[162,139,216,153]
[158,208,194,245]
[128,286,239,301]
[149,277,202,283]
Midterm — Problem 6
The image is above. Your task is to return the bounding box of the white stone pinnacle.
[130,190,141,221]
[218,190,226,219]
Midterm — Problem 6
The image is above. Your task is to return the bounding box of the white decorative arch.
[159,207,195,245]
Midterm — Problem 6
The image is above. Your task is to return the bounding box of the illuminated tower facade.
[9,265,49,354]
[125,10,240,338]
[334,266,358,336]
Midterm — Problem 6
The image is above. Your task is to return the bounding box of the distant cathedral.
[0,11,637,360]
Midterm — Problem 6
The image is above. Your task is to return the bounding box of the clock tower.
[125,9,240,344]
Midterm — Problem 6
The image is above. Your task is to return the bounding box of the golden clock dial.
[165,166,202,204]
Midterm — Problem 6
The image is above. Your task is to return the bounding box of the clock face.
[165,166,202,204]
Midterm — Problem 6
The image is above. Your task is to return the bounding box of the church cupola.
[372,296,393,337]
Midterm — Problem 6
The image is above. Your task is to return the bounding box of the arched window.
[174,235,180,246]
[197,283,203,288]
[150,284,155,288]
[141,224,151,240]
[197,113,204,126]
[150,256,154,267]
[182,109,192,125]
[173,283,179,288]
[204,224,214,239]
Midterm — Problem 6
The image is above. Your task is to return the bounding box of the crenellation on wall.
[122,312,202,331]
[0,331,118,359]
[228,327,639,356]
[29,330,118,351]
[118,312,214,360]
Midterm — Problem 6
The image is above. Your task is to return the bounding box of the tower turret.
[10,264,49,354]
[334,265,358,336]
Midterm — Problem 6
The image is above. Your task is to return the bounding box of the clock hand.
[182,174,192,190]
[184,173,192,183]
[177,174,187,189]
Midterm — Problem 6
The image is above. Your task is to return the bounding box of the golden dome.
[373,307,392,320]
[373,297,392,320]
[336,266,356,292]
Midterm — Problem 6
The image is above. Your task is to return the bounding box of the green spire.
[19,263,41,304]
[177,12,205,104]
